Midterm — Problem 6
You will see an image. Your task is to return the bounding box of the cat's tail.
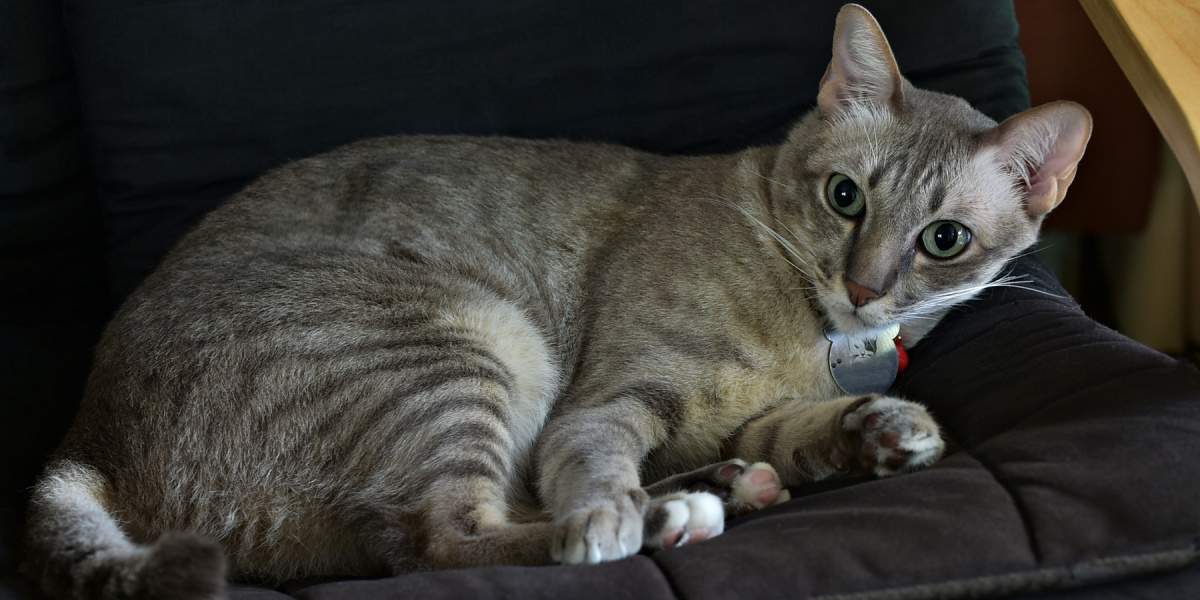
[24,460,227,600]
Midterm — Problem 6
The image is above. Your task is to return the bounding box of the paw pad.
[731,462,789,509]
[842,395,945,477]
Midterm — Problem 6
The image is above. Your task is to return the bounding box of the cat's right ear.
[981,101,1093,217]
[817,4,905,119]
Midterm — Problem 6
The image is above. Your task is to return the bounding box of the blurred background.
[1015,0,1199,362]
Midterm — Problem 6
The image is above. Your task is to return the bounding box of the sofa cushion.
[40,0,1200,598]
[61,0,1028,304]
[0,0,106,577]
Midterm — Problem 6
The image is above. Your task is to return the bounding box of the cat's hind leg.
[375,296,562,571]
[644,459,790,515]
[641,460,790,550]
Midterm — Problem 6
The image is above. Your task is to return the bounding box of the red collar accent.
[894,336,909,374]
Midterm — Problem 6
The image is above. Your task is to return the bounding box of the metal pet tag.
[826,323,901,395]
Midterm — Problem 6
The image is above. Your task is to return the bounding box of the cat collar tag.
[826,323,902,395]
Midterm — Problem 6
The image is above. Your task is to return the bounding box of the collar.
[826,323,908,395]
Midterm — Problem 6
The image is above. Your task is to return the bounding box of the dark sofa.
[4,1,1200,598]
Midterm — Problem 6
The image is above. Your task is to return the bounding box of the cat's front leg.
[535,397,664,565]
[730,394,945,485]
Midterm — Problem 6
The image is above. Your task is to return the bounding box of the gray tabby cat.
[25,5,1091,599]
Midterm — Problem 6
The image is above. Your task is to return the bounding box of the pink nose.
[844,277,881,307]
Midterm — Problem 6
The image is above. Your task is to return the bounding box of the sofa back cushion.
[61,0,1029,303]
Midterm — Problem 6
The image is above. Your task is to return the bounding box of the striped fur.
[25,5,1089,598]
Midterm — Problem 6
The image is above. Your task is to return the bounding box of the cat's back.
[123,134,669,339]
[133,135,656,315]
[208,134,654,239]
[68,134,686,468]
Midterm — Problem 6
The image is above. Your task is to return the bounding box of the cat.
[24,4,1091,599]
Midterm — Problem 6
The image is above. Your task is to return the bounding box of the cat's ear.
[817,4,904,117]
[982,101,1093,217]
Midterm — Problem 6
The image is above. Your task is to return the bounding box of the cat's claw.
[551,490,645,565]
[838,395,944,477]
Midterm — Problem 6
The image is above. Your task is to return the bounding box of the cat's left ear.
[982,101,1093,217]
[817,4,905,118]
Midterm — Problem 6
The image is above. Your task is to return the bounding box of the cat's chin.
[824,308,893,339]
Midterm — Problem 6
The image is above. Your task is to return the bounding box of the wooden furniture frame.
[1081,0,1200,210]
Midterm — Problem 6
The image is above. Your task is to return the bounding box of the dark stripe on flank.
[402,455,508,499]
[330,365,512,447]
[261,356,488,449]
[254,333,511,427]
[438,457,504,482]
[381,348,514,384]
[379,393,510,446]
[428,422,510,471]
[366,335,515,381]
[362,393,512,476]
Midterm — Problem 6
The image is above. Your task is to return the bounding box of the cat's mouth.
[834,309,881,335]
[816,290,892,337]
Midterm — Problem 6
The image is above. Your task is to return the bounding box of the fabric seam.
[961,448,1041,564]
[812,543,1200,600]
[648,553,685,600]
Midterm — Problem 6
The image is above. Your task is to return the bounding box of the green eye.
[826,173,864,218]
[920,221,972,258]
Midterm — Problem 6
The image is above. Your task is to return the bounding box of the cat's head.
[770,4,1091,340]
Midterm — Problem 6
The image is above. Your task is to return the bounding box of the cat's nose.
[844,277,881,307]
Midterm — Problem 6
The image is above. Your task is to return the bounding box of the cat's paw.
[551,489,646,565]
[707,459,790,513]
[836,395,944,477]
[665,458,790,512]
[730,461,791,510]
[642,491,725,550]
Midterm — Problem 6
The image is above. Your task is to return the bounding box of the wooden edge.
[1079,0,1200,212]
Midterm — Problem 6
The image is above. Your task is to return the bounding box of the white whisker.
[697,195,819,280]
[900,270,1064,323]
[739,165,797,192]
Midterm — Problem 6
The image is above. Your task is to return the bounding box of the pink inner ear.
[1040,118,1090,180]
[1000,102,1092,217]
[1037,122,1088,213]
[817,6,902,116]
[1026,174,1059,214]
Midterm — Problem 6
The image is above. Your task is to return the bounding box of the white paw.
[643,492,725,550]
[840,395,945,477]
[731,462,791,509]
[551,491,645,565]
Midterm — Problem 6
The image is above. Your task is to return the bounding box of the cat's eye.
[920,221,972,259]
[825,173,864,218]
